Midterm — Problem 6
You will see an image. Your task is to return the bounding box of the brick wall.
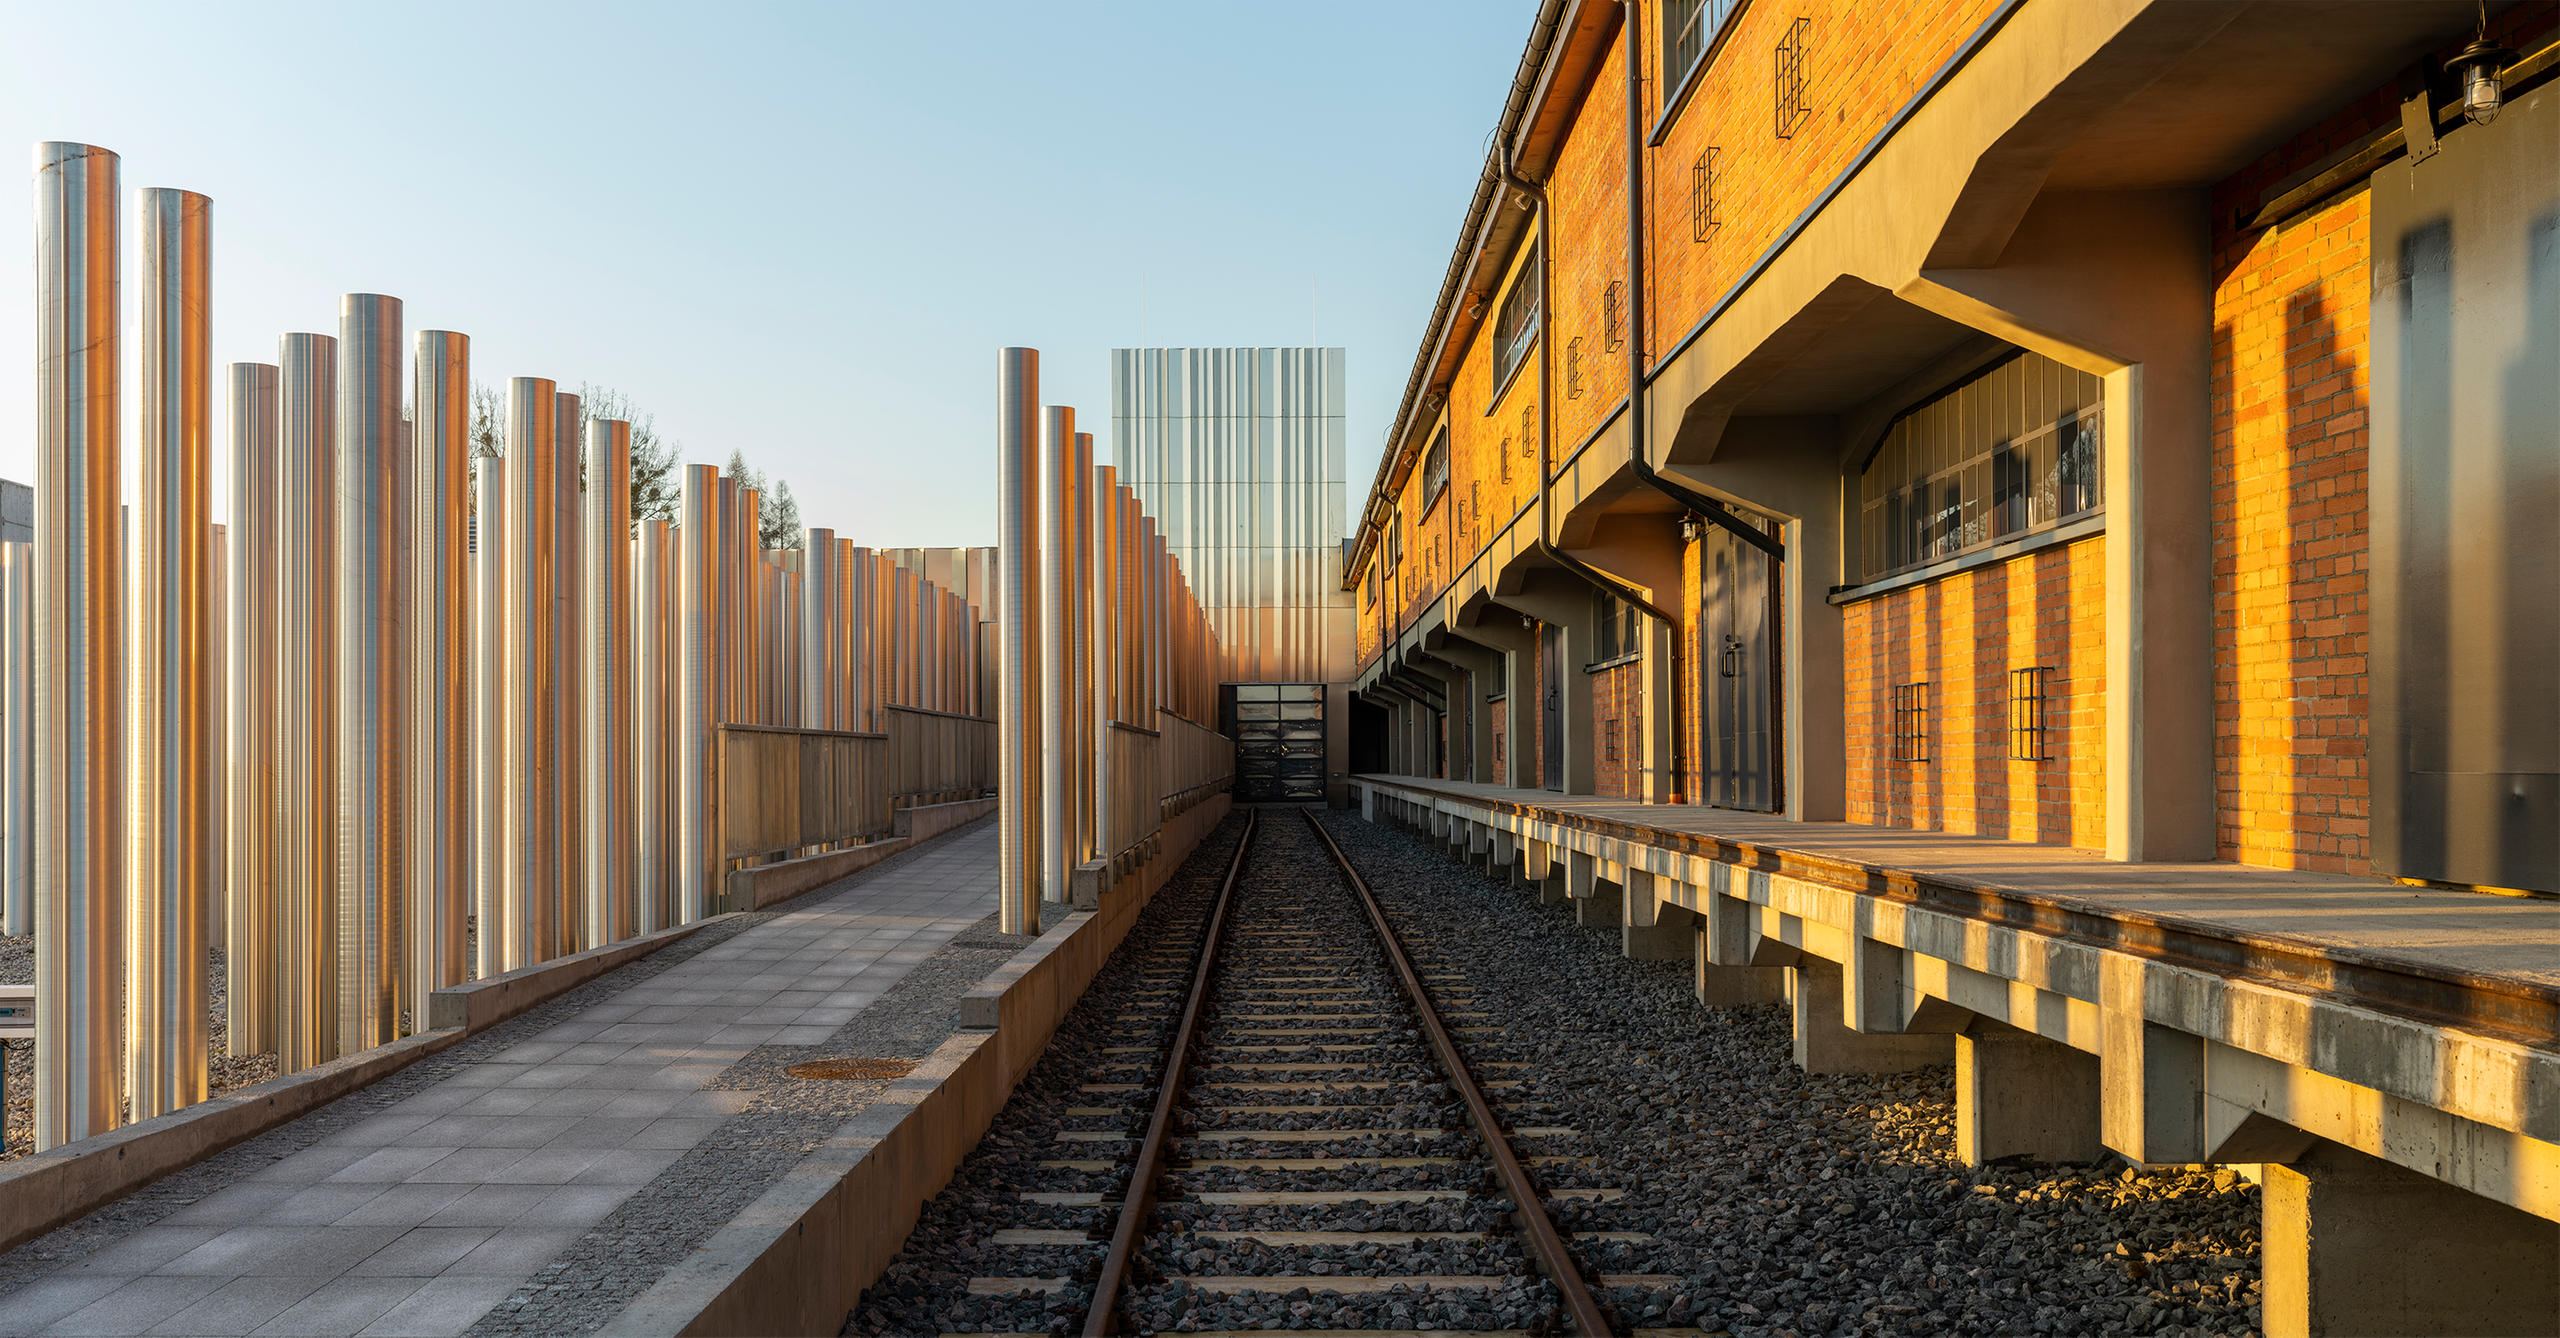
[1843,537,2105,847]
[1591,657,1645,798]
[1643,0,1998,367]
[1490,693,1510,779]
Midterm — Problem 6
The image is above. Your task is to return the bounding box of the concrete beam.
[1790,958,1952,1075]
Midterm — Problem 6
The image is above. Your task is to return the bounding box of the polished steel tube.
[800,529,833,729]
[554,393,584,952]
[678,465,722,922]
[1069,432,1095,864]
[997,350,1041,934]
[845,545,873,732]
[127,188,213,1119]
[634,518,673,932]
[411,331,470,1008]
[207,523,225,957]
[1038,406,1077,907]
[584,418,635,947]
[473,455,506,979]
[34,144,124,1146]
[2,542,32,939]
[503,378,559,968]
[891,564,914,712]
[831,538,859,733]
[336,294,403,1051]
[737,486,752,726]
[274,332,338,1073]
[1090,465,1118,858]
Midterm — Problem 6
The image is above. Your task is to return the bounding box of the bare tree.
[579,383,680,525]
[722,448,803,549]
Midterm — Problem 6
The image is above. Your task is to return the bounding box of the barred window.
[1420,428,1450,512]
[1890,682,1930,764]
[2009,666,2053,763]
[1774,17,1811,138]
[1566,336,1584,399]
[1857,350,2105,582]
[1691,148,1721,241]
[1604,281,1625,351]
[1499,435,1512,483]
[1492,244,1542,388]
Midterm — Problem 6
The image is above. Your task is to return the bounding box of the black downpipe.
[1621,0,1784,564]
[1499,134,1688,801]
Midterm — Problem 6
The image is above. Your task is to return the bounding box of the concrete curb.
[0,916,732,1253]
[602,793,1232,1338]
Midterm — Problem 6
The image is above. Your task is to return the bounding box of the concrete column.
[1956,1024,2102,1164]
[1427,640,1501,783]
[2262,1142,2560,1338]
[1619,870,1690,961]
[1789,958,1952,1074]
[1694,929,1789,1006]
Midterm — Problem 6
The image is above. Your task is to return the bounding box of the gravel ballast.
[853,807,2262,1337]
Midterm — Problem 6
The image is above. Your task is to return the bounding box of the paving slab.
[0,819,1014,1338]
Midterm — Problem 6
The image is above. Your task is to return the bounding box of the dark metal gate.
[1225,683,1327,803]
[1703,526,1777,811]
[1540,625,1565,791]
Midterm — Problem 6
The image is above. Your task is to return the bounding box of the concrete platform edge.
[602,793,1232,1338]
[0,910,748,1253]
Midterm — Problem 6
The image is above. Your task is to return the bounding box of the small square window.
[1691,148,1721,241]
[1775,18,1811,139]
[1890,681,1930,764]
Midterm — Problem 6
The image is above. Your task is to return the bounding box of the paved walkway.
[0,824,997,1338]
[1361,776,2560,993]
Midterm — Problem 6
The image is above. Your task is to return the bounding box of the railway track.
[858,808,1686,1336]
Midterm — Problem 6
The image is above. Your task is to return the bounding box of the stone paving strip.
[0,819,1008,1338]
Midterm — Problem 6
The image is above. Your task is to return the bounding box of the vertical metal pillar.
[678,465,723,923]
[207,523,225,956]
[411,330,469,1008]
[35,143,123,1146]
[1070,433,1095,865]
[584,418,634,948]
[553,393,583,952]
[832,538,859,733]
[735,486,759,725]
[997,350,1041,935]
[503,378,558,969]
[275,332,338,1072]
[1039,406,1076,908]
[336,293,403,1051]
[472,454,506,979]
[2,543,31,939]
[127,187,212,1118]
[800,529,833,730]
[634,518,672,932]
[1090,466,1118,861]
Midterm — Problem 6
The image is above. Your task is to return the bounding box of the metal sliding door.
[1540,625,1564,791]
[1227,682,1326,803]
[1703,527,1777,811]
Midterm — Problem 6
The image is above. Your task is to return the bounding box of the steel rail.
[1083,806,1259,1337]
[1300,808,1617,1338]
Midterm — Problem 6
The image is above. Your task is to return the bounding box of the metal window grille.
[2010,667,2052,762]
[1566,336,1584,399]
[1691,148,1721,241]
[1522,405,1535,452]
[1468,481,1481,546]
[1890,681,1930,763]
[1499,435,1512,483]
[1775,18,1811,138]
[1603,718,1620,762]
[1604,281,1624,351]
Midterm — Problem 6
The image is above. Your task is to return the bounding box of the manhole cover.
[787,1057,914,1081]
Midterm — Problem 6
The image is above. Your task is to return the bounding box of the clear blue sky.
[0,0,1532,546]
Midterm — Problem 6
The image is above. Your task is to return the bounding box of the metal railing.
[717,724,892,862]
[1103,721,1161,861]
[883,705,994,807]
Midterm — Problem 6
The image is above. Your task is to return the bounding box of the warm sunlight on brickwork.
[1844,537,2104,847]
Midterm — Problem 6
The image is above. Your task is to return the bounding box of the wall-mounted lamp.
[2447,33,2516,124]
[1680,515,1702,544]
[1520,613,1533,630]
